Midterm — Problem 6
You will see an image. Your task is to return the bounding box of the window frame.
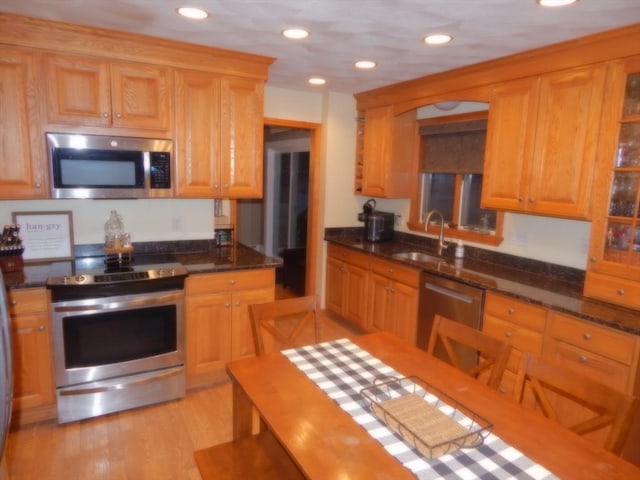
[407,110,504,246]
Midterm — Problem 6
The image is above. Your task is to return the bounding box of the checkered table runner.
[282,338,557,480]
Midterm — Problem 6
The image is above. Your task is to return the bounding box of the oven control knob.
[75,275,87,284]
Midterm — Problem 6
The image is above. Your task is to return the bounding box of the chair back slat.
[426,314,512,390]
[513,352,639,455]
[250,295,321,356]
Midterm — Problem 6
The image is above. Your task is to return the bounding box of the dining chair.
[426,314,512,389]
[513,352,639,455]
[250,295,321,356]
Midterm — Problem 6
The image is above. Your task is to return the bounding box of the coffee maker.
[359,199,395,242]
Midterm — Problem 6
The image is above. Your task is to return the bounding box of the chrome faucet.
[423,210,450,256]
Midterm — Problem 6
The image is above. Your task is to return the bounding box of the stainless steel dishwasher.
[416,271,485,371]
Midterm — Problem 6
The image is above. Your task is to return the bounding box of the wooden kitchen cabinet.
[43,53,172,132]
[482,292,546,406]
[368,257,419,344]
[482,64,606,219]
[545,311,640,463]
[325,244,369,330]
[185,269,274,388]
[175,70,264,198]
[7,288,56,426]
[356,106,418,198]
[0,47,47,199]
[584,56,640,310]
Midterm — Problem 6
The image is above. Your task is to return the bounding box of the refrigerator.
[0,273,13,458]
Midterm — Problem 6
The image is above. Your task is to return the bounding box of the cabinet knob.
[517,197,524,203]
[115,113,122,119]
[505,331,513,338]
[35,182,41,189]
[507,308,515,315]
[102,112,109,118]
[582,332,592,341]
[529,198,536,203]
[589,256,597,262]
[225,303,231,308]
[234,301,240,307]
[579,355,588,364]
[617,289,625,296]
[38,325,45,332]
[229,279,236,285]
[10,300,17,306]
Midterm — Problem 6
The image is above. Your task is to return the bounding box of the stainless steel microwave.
[46,132,173,199]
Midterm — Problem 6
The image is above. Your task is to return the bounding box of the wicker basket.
[361,376,492,458]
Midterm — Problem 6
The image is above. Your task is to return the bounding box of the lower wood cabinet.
[368,257,419,344]
[482,292,546,408]
[483,291,640,465]
[185,268,274,388]
[325,244,369,330]
[545,311,640,463]
[325,243,420,343]
[7,288,56,425]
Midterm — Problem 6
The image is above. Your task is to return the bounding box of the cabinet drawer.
[7,288,48,315]
[187,269,274,295]
[484,293,546,332]
[546,339,631,392]
[327,244,370,269]
[483,315,544,357]
[370,258,419,286]
[548,311,636,365]
[584,271,640,311]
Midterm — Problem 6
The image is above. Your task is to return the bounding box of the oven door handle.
[58,366,183,396]
[52,290,184,313]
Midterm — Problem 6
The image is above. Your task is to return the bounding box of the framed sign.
[12,211,74,262]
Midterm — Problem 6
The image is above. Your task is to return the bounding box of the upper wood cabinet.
[482,64,606,219]
[356,106,418,198]
[0,47,47,199]
[175,70,263,198]
[43,53,172,132]
[584,55,640,310]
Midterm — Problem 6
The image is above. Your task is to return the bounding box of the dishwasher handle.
[424,282,473,304]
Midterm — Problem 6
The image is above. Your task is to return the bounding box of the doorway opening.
[237,120,320,298]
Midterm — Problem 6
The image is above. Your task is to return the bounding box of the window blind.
[419,119,487,173]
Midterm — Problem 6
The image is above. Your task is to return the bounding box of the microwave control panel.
[149,152,172,189]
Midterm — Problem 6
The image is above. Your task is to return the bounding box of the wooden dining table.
[227,331,640,479]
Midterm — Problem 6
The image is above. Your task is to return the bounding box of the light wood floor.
[5,287,359,480]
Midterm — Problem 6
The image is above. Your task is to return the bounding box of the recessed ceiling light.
[308,77,326,86]
[424,34,453,45]
[176,6,209,20]
[282,28,309,39]
[355,60,377,69]
[537,0,578,6]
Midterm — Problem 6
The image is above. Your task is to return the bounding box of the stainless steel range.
[47,254,188,424]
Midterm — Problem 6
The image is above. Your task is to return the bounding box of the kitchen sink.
[391,251,444,264]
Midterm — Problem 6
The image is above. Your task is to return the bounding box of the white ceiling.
[2,0,640,94]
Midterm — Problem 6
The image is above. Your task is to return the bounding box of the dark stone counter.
[3,241,281,289]
[325,228,640,336]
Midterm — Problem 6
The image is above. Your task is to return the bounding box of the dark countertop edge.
[3,242,282,290]
[324,234,640,336]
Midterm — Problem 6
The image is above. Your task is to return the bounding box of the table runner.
[282,338,557,480]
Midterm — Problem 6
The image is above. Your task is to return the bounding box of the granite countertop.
[2,241,282,290]
[325,229,640,336]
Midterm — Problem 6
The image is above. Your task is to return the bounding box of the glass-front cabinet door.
[585,57,640,310]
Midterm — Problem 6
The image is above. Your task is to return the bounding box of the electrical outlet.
[172,216,183,232]
[395,214,402,226]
